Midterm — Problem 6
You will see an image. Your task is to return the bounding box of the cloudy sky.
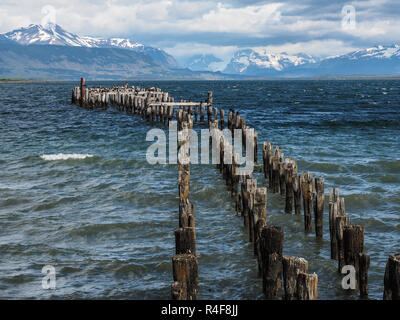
[0,0,399,67]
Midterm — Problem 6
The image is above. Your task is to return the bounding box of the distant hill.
[3,23,179,69]
[224,46,400,77]
[224,49,316,76]
[0,24,242,80]
[183,54,224,72]
[0,42,243,80]
[2,24,400,79]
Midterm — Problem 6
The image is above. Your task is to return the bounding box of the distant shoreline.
[0,79,57,83]
[1,75,400,83]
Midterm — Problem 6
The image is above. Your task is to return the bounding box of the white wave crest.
[40,153,94,161]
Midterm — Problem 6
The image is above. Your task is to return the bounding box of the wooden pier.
[71,77,399,300]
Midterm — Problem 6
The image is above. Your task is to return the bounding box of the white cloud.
[0,1,284,36]
[164,42,238,66]
[193,2,283,33]
[0,0,400,63]
[254,40,360,58]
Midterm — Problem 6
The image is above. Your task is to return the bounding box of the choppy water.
[0,80,399,300]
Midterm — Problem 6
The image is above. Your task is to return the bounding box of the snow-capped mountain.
[4,24,94,46]
[224,45,400,77]
[224,49,316,76]
[315,44,400,75]
[0,34,13,43]
[183,54,224,72]
[325,44,400,61]
[2,24,178,68]
[2,24,400,79]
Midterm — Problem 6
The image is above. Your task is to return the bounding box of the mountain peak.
[225,48,316,74]
[1,24,179,68]
[184,54,224,72]
[327,44,400,61]
[3,23,86,46]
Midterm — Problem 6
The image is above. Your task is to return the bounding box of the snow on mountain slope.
[324,44,400,61]
[2,24,178,67]
[3,24,144,48]
[184,54,224,71]
[224,45,400,76]
[224,48,316,75]
[4,24,90,46]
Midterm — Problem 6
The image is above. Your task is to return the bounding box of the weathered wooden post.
[282,256,308,300]
[194,105,198,122]
[300,172,313,233]
[330,191,350,270]
[207,105,212,125]
[213,107,218,126]
[168,103,174,126]
[80,77,85,107]
[279,156,286,196]
[243,178,256,228]
[296,273,318,300]
[343,225,364,267]
[359,252,370,297]
[228,110,233,129]
[272,155,280,193]
[173,121,198,301]
[336,215,350,272]
[171,254,198,300]
[247,179,257,242]
[260,226,284,299]
[343,225,369,296]
[383,254,400,300]
[314,177,324,238]
[207,91,213,108]
[285,161,294,214]
[256,218,266,275]
[329,188,339,259]
[241,120,247,151]
[188,105,193,120]
[293,175,302,215]
[254,131,258,163]
[253,187,267,255]
[262,142,272,180]
[178,122,194,229]
[220,109,225,129]
[175,227,196,255]
[235,113,241,132]
[262,142,268,179]
[240,177,248,219]
[231,152,240,200]
[200,102,205,123]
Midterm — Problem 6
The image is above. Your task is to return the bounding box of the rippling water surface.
[0,80,399,300]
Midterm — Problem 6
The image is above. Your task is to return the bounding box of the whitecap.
[40,153,94,161]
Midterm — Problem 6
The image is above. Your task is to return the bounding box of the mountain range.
[0,24,238,80]
[1,23,400,79]
[223,46,400,77]
[224,49,316,76]
[4,24,178,68]
[183,54,224,72]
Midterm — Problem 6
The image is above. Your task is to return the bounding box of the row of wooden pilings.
[72,78,400,300]
[172,121,198,300]
[72,78,211,300]
[262,142,372,296]
[209,119,318,299]
[72,78,223,130]
[209,105,399,299]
